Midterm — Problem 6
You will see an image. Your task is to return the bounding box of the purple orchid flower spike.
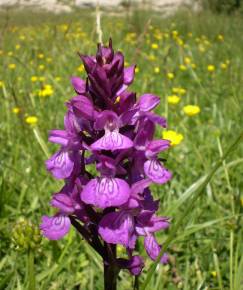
[41,39,174,289]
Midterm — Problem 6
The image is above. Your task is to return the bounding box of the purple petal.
[80,55,96,74]
[144,234,168,264]
[71,95,95,120]
[48,130,69,146]
[118,255,144,276]
[116,84,128,96]
[98,211,136,248]
[138,94,160,112]
[124,65,136,85]
[51,193,74,214]
[94,110,119,131]
[70,77,86,94]
[46,150,74,179]
[40,214,71,240]
[145,112,167,128]
[144,159,172,184]
[145,139,171,158]
[91,131,133,151]
[81,177,130,208]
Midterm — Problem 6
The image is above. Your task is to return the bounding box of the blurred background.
[0,0,242,290]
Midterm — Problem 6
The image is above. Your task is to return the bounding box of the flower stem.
[104,243,118,290]
[27,249,36,290]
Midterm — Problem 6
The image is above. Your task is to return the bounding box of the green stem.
[28,249,36,290]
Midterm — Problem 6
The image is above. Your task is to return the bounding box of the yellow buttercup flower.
[38,64,45,71]
[220,63,228,70]
[151,43,159,50]
[31,76,38,82]
[179,64,187,71]
[172,87,186,95]
[8,63,16,70]
[217,34,224,41]
[38,53,44,59]
[77,64,84,73]
[135,67,139,73]
[162,130,183,146]
[211,271,217,278]
[38,84,54,97]
[154,67,160,74]
[12,107,20,114]
[184,57,191,65]
[25,116,38,125]
[15,44,21,50]
[167,72,174,80]
[207,65,215,72]
[183,105,201,116]
[167,95,181,105]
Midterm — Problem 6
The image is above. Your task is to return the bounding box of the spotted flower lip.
[40,214,71,240]
[81,177,130,209]
[91,110,133,151]
[144,159,172,184]
[42,39,173,277]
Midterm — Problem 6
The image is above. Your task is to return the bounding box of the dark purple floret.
[41,39,172,277]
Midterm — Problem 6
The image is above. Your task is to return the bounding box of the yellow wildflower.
[179,88,186,95]
[167,95,181,105]
[211,271,217,278]
[77,64,84,73]
[135,67,139,73]
[46,57,52,63]
[207,65,215,72]
[38,84,54,97]
[38,64,45,71]
[0,81,4,88]
[217,34,224,41]
[151,43,159,50]
[179,64,187,71]
[8,51,13,56]
[183,105,201,116]
[38,53,44,59]
[31,76,38,82]
[191,63,197,69]
[25,116,38,125]
[19,35,26,40]
[154,67,160,74]
[162,130,183,146]
[220,63,227,70]
[148,54,156,61]
[12,107,20,114]
[15,44,21,50]
[167,72,174,80]
[8,63,16,70]
[184,57,191,65]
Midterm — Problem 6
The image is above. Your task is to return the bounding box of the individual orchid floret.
[91,111,133,151]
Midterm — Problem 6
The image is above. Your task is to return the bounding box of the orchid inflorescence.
[40,39,172,279]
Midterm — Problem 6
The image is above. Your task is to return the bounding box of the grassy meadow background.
[0,6,243,290]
